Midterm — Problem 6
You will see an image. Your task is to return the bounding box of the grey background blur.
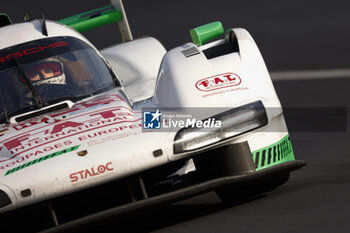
[2,0,350,71]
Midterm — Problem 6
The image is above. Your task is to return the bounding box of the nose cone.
[0,88,174,212]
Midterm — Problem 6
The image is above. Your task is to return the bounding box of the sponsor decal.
[143,110,161,129]
[0,122,142,169]
[69,162,114,183]
[195,72,241,92]
[78,123,142,142]
[82,124,142,146]
[4,145,80,176]
[0,41,69,63]
[0,101,141,163]
[12,94,124,131]
[201,87,249,98]
[0,140,73,170]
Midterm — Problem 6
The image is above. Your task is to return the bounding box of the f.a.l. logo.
[195,72,241,92]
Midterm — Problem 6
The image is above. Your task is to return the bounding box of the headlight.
[173,101,268,154]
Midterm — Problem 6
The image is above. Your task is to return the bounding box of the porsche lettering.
[0,41,69,62]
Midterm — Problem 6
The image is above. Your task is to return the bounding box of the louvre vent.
[181,47,200,58]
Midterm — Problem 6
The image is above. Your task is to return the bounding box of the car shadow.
[79,192,267,233]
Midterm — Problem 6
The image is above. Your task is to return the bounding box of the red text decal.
[195,72,241,92]
[69,162,114,183]
[0,41,69,62]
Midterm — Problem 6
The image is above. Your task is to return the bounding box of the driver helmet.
[27,58,66,86]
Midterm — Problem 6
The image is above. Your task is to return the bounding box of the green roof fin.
[190,21,224,46]
[58,5,122,33]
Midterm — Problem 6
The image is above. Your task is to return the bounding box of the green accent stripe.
[252,134,295,170]
[4,145,80,176]
[57,5,122,32]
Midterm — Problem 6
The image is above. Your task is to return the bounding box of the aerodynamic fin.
[190,21,224,46]
[58,0,133,42]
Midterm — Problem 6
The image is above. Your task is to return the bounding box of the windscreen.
[0,36,118,124]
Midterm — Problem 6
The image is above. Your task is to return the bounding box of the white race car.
[0,1,305,231]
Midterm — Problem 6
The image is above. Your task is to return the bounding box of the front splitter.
[42,160,306,233]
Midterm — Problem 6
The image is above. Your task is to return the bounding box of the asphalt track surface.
[2,1,350,233]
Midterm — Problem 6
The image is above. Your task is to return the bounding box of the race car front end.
[0,5,306,232]
[0,102,305,231]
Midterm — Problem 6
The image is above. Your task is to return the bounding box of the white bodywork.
[0,20,289,213]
